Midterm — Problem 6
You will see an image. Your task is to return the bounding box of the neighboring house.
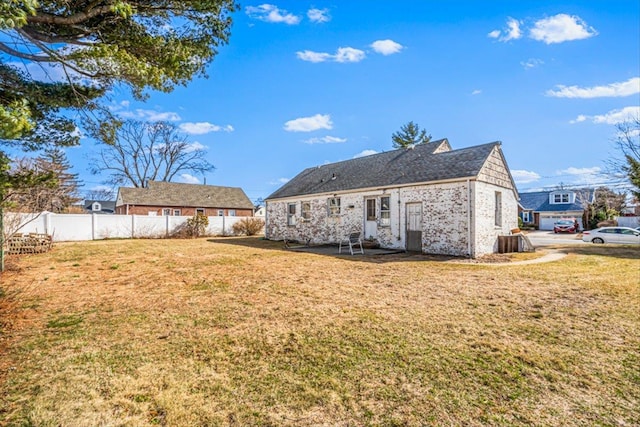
[519,189,595,230]
[265,139,519,258]
[84,200,116,214]
[254,206,266,218]
[115,181,254,217]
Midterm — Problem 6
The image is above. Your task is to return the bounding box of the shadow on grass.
[558,244,640,260]
[206,236,467,264]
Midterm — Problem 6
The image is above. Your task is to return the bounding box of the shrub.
[232,218,265,236]
[184,214,209,238]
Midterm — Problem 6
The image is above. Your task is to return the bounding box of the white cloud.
[370,39,404,55]
[184,142,207,153]
[296,50,333,63]
[529,14,597,44]
[119,109,181,122]
[270,177,290,185]
[571,106,640,125]
[179,174,201,184]
[284,114,333,132]
[179,122,234,134]
[297,47,366,63]
[471,89,482,95]
[307,8,330,23]
[511,170,541,184]
[353,150,378,158]
[521,58,544,69]
[334,47,366,63]
[546,77,640,98]
[303,136,347,144]
[569,115,588,124]
[557,166,602,185]
[245,4,300,24]
[488,17,522,42]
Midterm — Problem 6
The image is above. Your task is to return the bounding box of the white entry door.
[365,198,378,240]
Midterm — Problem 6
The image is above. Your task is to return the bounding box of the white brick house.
[265,139,518,257]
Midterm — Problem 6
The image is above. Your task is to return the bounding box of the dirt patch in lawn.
[0,237,638,426]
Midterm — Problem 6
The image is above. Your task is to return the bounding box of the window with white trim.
[522,211,530,223]
[173,209,181,216]
[380,196,391,226]
[218,209,224,216]
[229,209,236,216]
[92,202,101,212]
[327,197,341,216]
[495,192,502,227]
[196,208,205,216]
[163,208,172,216]
[301,201,311,221]
[551,192,572,204]
[287,203,296,226]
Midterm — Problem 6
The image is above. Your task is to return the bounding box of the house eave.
[265,176,479,202]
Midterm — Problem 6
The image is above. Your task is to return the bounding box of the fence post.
[45,212,52,235]
[92,213,97,240]
[166,215,170,237]
[131,215,136,238]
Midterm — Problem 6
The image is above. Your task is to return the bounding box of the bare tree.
[84,187,116,201]
[89,120,215,188]
[608,115,640,198]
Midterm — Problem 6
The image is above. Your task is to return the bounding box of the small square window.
[228,209,236,216]
[173,209,181,216]
[218,210,224,216]
[196,208,205,216]
[163,208,172,216]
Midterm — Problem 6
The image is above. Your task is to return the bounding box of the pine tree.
[391,121,432,149]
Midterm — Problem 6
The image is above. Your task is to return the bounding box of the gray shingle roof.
[117,181,254,209]
[267,139,501,200]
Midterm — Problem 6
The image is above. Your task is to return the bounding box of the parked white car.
[582,227,640,244]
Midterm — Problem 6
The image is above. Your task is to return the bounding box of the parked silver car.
[582,227,640,244]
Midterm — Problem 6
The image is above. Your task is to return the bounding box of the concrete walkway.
[487,250,568,266]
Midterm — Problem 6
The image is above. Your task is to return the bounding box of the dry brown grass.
[0,237,638,426]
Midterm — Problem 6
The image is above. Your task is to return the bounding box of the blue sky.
[20,1,640,203]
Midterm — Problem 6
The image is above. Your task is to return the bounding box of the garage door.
[540,215,583,231]
[539,217,556,230]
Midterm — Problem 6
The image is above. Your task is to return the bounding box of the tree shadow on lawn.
[557,244,640,260]
[208,236,640,264]
[207,236,484,264]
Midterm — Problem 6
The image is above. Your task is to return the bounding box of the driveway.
[525,230,585,247]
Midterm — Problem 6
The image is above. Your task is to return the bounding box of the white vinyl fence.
[5,212,253,242]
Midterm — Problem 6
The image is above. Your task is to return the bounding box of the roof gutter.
[266,176,479,203]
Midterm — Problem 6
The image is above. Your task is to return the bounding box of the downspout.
[397,188,401,246]
[264,201,269,239]
[467,179,472,258]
